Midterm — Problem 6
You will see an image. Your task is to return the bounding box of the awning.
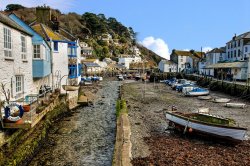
[205,61,248,69]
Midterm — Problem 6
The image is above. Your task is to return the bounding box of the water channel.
[29,81,121,166]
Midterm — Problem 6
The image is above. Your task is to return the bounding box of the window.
[33,45,41,58]
[181,64,184,68]
[16,76,23,93]
[21,36,27,60]
[180,58,183,62]
[231,51,233,58]
[245,47,248,53]
[234,50,236,57]
[238,40,241,47]
[3,27,12,58]
[228,52,230,58]
[238,50,241,57]
[54,42,58,51]
[69,65,77,78]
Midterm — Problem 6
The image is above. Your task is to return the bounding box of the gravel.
[122,82,250,166]
[29,80,121,166]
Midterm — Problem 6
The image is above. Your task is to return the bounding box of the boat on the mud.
[198,96,212,100]
[62,85,79,91]
[165,111,247,142]
[213,98,230,103]
[225,103,246,109]
[185,88,209,96]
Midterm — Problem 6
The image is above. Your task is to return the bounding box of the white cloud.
[0,0,76,12]
[140,36,170,60]
[202,47,212,53]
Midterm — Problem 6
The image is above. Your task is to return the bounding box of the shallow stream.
[29,81,121,166]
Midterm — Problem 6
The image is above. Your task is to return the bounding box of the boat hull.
[186,91,209,96]
[213,98,230,103]
[62,85,79,91]
[166,112,247,142]
[225,103,246,108]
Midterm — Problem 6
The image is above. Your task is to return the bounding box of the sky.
[1,0,250,59]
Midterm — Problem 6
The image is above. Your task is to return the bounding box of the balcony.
[33,59,51,78]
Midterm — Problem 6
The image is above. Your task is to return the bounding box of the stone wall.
[67,90,79,110]
[0,96,69,166]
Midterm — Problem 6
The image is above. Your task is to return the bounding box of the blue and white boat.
[185,88,209,96]
[176,83,196,92]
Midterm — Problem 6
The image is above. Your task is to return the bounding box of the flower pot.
[23,105,30,112]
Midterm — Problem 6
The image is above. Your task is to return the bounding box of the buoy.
[188,128,193,133]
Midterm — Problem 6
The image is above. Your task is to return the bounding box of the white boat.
[197,107,210,113]
[182,86,196,94]
[213,98,230,103]
[225,103,246,108]
[166,111,247,142]
[198,96,212,100]
[185,88,209,96]
[62,85,79,91]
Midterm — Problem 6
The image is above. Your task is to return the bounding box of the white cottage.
[0,13,33,101]
[158,60,177,73]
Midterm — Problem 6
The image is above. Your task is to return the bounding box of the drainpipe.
[49,39,54,91]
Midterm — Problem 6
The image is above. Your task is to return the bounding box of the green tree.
[5,4,25,11]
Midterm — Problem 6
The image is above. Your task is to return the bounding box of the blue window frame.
[69,65,77,78]
[54,42,58,51]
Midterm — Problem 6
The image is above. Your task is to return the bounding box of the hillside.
[4,4,163,65]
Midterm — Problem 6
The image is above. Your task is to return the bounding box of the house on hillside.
[9,13,52,95]
[0,12,33,101]
[158,60,177,73]
[170,50,203,73]
[79,42,93,58]
[118,54,142,69]
[130,46,141,56]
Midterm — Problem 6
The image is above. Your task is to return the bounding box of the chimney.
[51,15,59,32]
[36,5,51,25]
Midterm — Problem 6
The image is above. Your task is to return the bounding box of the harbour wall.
[0,90,79,166]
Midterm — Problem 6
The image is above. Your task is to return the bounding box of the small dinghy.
[185,88,209,96]
[62,85,79,91]
[165,111,247,142]
[213,98,230,103]
[225,103,246,109]
[198,96,212,100]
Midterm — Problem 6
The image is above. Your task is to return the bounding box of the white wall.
[51,41,68,93]
[118,56,141,69]
[0,22,33,101]
[178,56,188,72]
[158,60,177,72]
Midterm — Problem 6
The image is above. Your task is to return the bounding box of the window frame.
[3,27,12,58]
[15,75,23,93]
[21,35,27,60]
[33,44,41,59]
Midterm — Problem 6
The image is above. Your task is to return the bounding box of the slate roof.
[0,12,32,36]
[226,32,250,43]
[172,50,204,58]
[32,23,69,41]
[207,48,226,54]
[173,50,193,56]
[83,62,100,67]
